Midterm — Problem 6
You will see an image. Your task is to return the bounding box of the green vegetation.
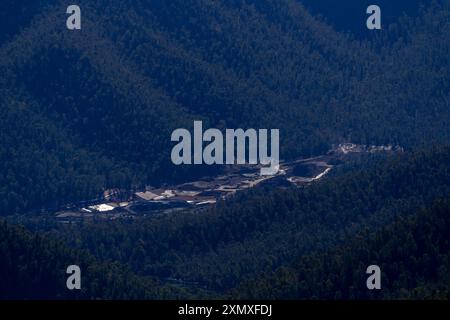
[0,220,198,299]
[0,1,449,214]
[17,145,447,298]
[0,1,449,299]
[235,197,450,299]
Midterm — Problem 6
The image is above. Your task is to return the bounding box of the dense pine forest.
[0,0,449,214]
[0,220,199,299]
[4,145,450,299]
[235,196,450,299]
[0,0,449,299]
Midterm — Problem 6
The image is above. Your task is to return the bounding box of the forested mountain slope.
[0,220,194,299]
[301,0,437,37]
[235,197,450,299]
[0,1,449,215]
[3,145,449,299]
[39,145,450,294]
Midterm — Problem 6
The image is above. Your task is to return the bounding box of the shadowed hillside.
[0,0,449,215]
[1,1,450,301]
